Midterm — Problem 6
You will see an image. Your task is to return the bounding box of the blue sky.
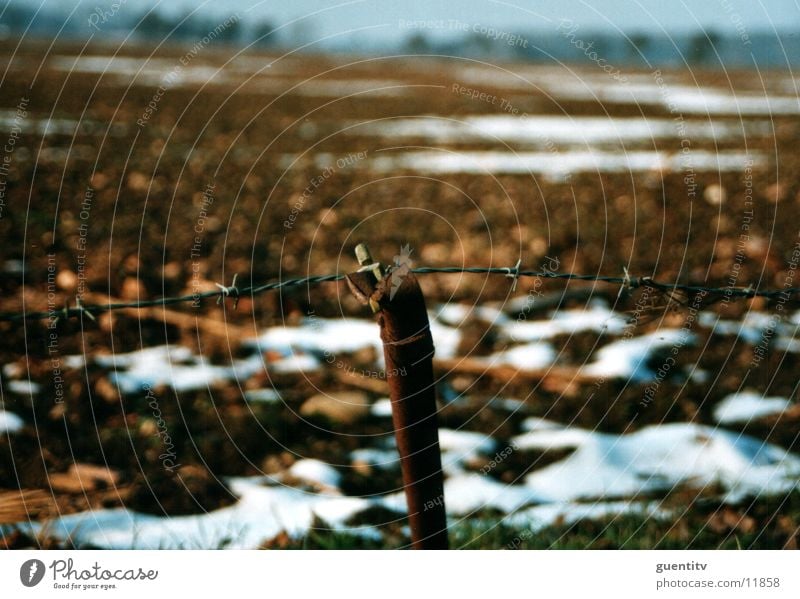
[25,0,800,35]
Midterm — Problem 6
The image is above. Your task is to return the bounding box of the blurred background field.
[0,1,799,549]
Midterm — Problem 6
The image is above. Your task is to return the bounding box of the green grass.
[271,492,800,550]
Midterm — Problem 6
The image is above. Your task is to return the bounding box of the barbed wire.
[0,266,797,323]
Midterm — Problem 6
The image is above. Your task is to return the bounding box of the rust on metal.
[346,263,449,550]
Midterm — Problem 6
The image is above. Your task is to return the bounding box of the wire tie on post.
[355,243,384,313]
[216,273,240,309]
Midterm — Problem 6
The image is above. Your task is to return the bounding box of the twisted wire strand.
[0,267,796,323]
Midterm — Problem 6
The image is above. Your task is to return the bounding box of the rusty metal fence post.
[346,245,449,549]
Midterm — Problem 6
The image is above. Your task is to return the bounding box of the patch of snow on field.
[51,55,233,89]
[93,346,280,394]
[455,66,800,115]
[352,115,759,145]
[250,317,460,361]
[439,429,496,475]
[288,459,342,490]
[107,352,247,394]
[713,392,792,424]
[441,474,543,514]
[582,329,696,381]
[370,398,393,417]
[87,317,463,393]
[433,303,510,326]
[775,336,800,353]
[17,420,800,548]
[94,345,195,369]
[26,478,374,549]
[520,417,564,432]
[482,343,557,371]
[523,423,800,503]
[4,380,41,395]
[268,354,321,374]
[429,320,462,359]
[439,429,496,456]
[698,311,783,344]
[0,410,24,434]
[513,426,595,451]
[370,150,764,178]
[500,303,627,341]
[661,89,800,115]
[350,448,399,470]
[0,111,126,137]
[248,318,382,357]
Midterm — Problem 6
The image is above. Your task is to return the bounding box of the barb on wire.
[617,266,633,302]
[75,296,96,322]
[1,266,799,323]
[216,273,240,309]
[504,259,522,292]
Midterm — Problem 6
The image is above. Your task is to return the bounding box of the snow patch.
[0,410,24,434]
[582,329,696,381]
[713,392,792,424]
[370,150,763,178]
[524,423,800,503]
[482,343,557,371]
[288,459,342,490]
[500,303,627,341]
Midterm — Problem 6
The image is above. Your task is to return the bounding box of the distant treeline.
[1,2,798,68]
[0,3,278,47]
[403,25,800,68]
